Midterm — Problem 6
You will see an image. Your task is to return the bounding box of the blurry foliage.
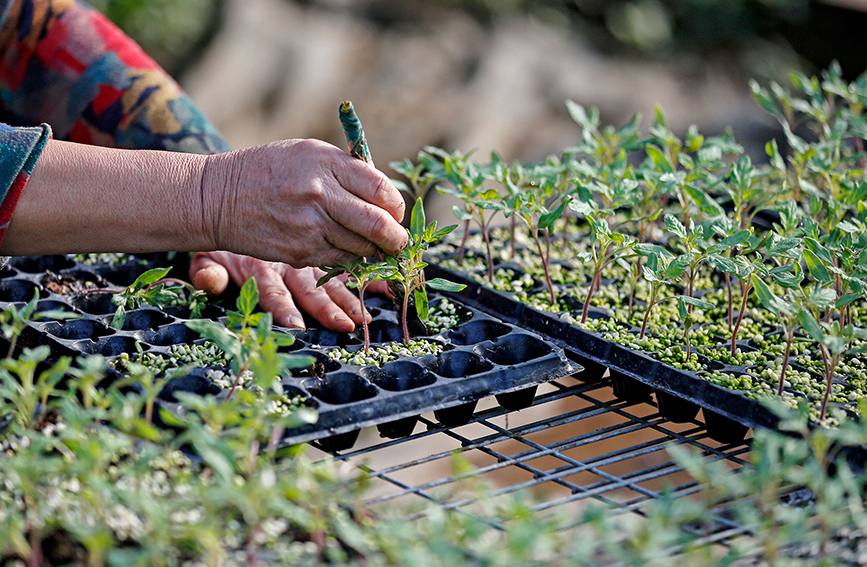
[91,0,225,78]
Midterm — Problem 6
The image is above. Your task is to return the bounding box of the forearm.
[0,139,212,255]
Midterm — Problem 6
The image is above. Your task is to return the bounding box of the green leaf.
[411,198,426,238]
[802,248,832,283]
[316,266,347,288]
[238,277,259,317]
[837,293,861,309]
[134,267,172,287]
[425,278,466,292]
[432,224,458,241]
[646,144,674,173]
[719,229,752,247]
[798,309,824,342]
[664,214,687,239]
[414,288,429,320]
[453,206,473,221]
[678,295,714,310]
[538,198,571,230]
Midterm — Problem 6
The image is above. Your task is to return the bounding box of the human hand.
[190,251,389,332]
[200,138,407,268]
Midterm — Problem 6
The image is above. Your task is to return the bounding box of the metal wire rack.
[309,373,759,557]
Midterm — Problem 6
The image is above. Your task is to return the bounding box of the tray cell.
[70,292,117,315]
[10,255,75,273]
[370,360,437,392]
[43,319,114,341]
[290,350,341,378]
[426,350,493,379]
[0,279,45,302]
[447,319,512,346]
[143,323,204,347]
[478,333,553,366]
[78,335,146,357]
[296,328,360,347]
[108,308,174,332]
[305,372,378,405]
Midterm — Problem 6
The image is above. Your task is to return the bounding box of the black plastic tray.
[0,254,582,451]
[425,261,800,445]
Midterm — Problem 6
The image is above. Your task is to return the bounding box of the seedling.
[387,198,466,343]
[186,278,311,401]
[85,267,207,329]
[317,258,396,353]
[502,174,570,306]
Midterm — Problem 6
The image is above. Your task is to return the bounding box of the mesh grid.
[309,374,757,554]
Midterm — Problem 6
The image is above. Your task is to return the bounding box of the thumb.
[189,252,230,296]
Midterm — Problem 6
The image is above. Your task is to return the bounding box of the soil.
[41,272,96,296]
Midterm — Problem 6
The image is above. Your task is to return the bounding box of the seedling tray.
[0,254,582,451]
[424,260,845,445]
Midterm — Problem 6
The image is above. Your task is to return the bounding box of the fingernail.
[287,316,306,330]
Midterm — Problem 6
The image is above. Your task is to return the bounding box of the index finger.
[332,152,406,223]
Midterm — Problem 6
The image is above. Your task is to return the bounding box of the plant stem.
[731,281,751,357]
[456,219,470,266]
[401,285,411,344]
[532,232,555,307]
[818,347,839,422]
[725,272,733,331]
[581,269,600,325]
[481,223,494,283]
[359,287,370,353]
[778,324,796,397]
[639,298,657,340]
[510,215,516,260]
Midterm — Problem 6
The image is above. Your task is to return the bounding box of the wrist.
[200,149,241,253]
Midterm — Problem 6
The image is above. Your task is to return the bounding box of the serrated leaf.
[238,277,259,317]
[664,214,687,239]
[802,248,832,283]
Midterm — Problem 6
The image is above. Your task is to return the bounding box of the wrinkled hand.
[201,138,407,267]
[190,251,389,332]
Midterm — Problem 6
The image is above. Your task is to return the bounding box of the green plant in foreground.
[185,277,312,401]
[387,198,466,343]
[0,291,78,358]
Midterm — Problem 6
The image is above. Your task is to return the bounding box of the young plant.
[502,180,570,306]
[387,198,466,343]
[431,148,506,280]
[91,267,208,329]
[798,308,867,422]
[185,277,311,401]
[317,258,396,354]
[389,148,444,203]
[635,248,689,339]
[0,290,78,358]
[570,194,636,324]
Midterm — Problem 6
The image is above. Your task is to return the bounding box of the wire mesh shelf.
[309,374,758,557]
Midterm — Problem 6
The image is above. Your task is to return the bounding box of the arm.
[1,136,407,282]
[0,0,230,153]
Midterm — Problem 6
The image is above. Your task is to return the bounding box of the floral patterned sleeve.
[0,0,230,153]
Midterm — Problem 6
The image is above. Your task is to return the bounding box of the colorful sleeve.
[0,0,230,154]
[0,121,49,247]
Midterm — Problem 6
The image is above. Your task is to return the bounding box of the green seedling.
[89,267,207,329]
[387,198,466,343]
[430,147,506,280]
[0,290,78,358]
[389,147,445,203]
[636,247,688,340]
[317,258,396,354]
[186,277,311,401]
[502,176,570,306]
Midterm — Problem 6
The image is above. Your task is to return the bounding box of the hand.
[201,138,407,268]
[190,251,388,332]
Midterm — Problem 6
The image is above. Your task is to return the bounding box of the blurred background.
[92,0,867,210]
